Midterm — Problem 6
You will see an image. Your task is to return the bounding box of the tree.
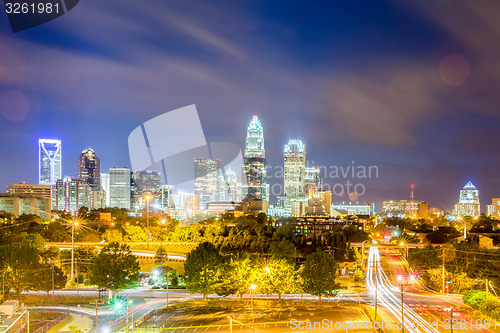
[217,254,257,297]
[301,251,338,301]
[34,264,67,296]
[124,226,147,242]
[103,229,123,243]
[88,242,140,295]
[184,242,223,300]
[269,239,295,262]
[0,234,45,297]
[257,258,297,300]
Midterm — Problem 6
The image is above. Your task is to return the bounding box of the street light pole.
[71,222,76,281]
[166,270,169,310]
[146,195,151,250]
[398,275,404,333]
[250,284,257,333]
[374,263,378,320]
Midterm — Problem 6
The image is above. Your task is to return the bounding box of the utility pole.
[166,270,169,310]
[401,283,404,333]
[229,315,233,333]
[442,248,445,294]
[375,263,378,320]
[51,263,55,297]
[95,299,99,333]
[486,279,489,297]
[126,297,129,333]
[450,307,453,333]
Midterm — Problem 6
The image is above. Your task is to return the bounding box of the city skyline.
[1,1,500,211]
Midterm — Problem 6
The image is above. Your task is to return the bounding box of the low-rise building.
[0,193,51,220]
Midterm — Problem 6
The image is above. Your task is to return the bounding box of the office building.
[453,181,481,217]
[39,139,62,185]
[52,177,90,212]
[0,193,51,220]
[6,183,51,200]
[486,198,500,218]
[284,139,306,199]
[109,167,131,209]
[243,115,267,200]
[131,170,161,210]
[194,158,220,206]
[100,173,110,206]
[305,167,321,193]
[78,148,101,191]
[332,203,375,216]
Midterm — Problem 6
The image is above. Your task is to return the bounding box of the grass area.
[47,315,73,333]
[160,298,352,315]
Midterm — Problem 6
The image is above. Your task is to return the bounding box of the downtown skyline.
[1,1,500,211]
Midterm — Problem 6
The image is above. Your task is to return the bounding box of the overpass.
[46,242,188,262]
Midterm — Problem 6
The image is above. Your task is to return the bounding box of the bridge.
[46,242,189,263]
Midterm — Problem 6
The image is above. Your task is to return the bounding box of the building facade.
[39,139,62,186]
[453,181,481,217]
[305,167,321,194]
[100,173,110,206]
[0,194,51,220]
[52,177,90,212]
[194,158,221,207]
[6,183,51,200]
[284,139,306,199]
[486,198,500,218]
[243,115,267,200]
[109,167,131,209]
[78,148,101,191]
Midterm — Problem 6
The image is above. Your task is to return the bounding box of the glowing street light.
[250,284,257,332]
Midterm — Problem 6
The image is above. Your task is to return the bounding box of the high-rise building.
[39,139,62,185]
[221,167,240,202]
[284,139,306,199]
[52,177,90,212]
[130,170,161,210]
[194,159,220,206]
[78,148,101,191]
[100,173,110,206]
[6,183,51,200]
[305,167,321,194]
[0,193,51,220]
[109,167,131,209]
[453,181,480,217]
[243,115,267,200]
[486,198,500,218]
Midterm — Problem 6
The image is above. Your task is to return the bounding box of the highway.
[366,246,494,333]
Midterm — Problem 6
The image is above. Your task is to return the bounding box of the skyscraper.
[78,148,101,191]
[51,177,90,212]
[39,139,62,185]
[453,181,480,217]
[243,115,267,200]
[194,158,220,207]
[130,170,161,210]
[100,173,110,206]
[109,167,131,209]
[305,167,321,195]
[284,139,306,199]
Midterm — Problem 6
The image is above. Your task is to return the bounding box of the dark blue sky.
[1,0,500,211]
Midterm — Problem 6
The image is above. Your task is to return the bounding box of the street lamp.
[398,275,404,333]
[71,221,79,281]
[145,194,152,249]
[360,240,369,267]
[250,284,257,333]
[400,242,408,259]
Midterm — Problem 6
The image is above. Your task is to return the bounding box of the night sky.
[1,0,500,212]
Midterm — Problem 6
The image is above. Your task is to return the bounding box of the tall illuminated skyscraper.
[78,148,101,191]
[109,167,131,209]
[284,139,306,199]
[39,139,62,185]
[194,158,220,207]
[305,167,321,194]
[453,181,480,217]
[243,115,266,200]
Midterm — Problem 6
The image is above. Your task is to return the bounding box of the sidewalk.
[57,314,93,333]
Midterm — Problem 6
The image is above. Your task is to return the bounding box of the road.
[366,246,495,333]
